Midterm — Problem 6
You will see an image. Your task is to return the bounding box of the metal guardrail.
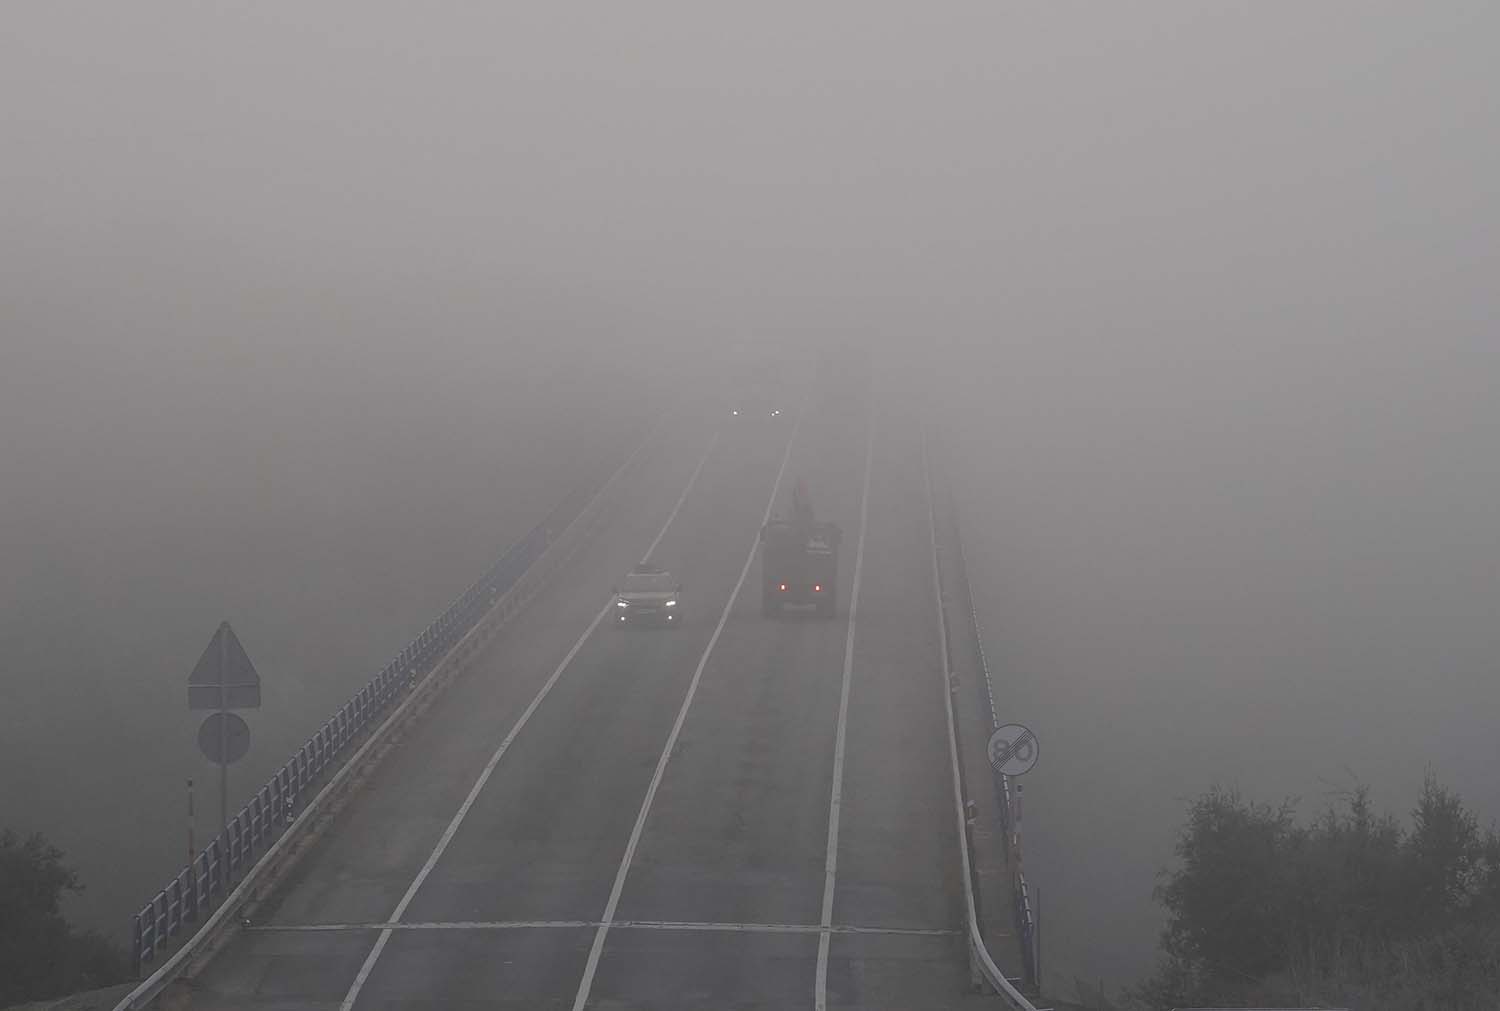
[123,419,658,996]
[130,523,549,971]
[923,431,1040,1011]
[950,494,1041,989]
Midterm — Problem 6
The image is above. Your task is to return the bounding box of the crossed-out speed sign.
[986,723,1039,776]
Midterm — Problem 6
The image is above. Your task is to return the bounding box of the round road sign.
[987,723,1038,776]
[198,712,251,765]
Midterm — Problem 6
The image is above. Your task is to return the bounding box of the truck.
[760,480,842,618]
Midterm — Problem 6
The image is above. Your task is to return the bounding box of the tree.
[1153,786,1298,983]
[0,828,128,1005]
[1132,777,1500,1010]
[1407,773,1486,924]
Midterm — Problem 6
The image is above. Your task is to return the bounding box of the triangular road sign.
[187,621,262,710]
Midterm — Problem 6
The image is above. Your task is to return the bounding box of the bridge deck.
[174,397,1009,1009]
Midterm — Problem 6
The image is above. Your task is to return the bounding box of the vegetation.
[1130,776,1500,1010]
[0,829,129,1006]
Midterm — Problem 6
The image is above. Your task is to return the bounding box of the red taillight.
[813,584,822,593]
[779,583,788,591]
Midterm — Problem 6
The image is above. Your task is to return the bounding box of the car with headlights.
[613,564,683,626]
[730,389,784,420]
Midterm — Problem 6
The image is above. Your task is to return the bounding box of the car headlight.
[664,599,677,607]
[616,599,629,608]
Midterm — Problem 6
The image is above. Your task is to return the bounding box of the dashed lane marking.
[814,398,876,1011]
[569,410,803,1011]
[336,430,718,1011]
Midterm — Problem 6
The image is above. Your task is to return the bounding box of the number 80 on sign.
[987,723,1039,776]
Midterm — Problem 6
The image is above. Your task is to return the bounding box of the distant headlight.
[616,599,629,608]
[664,599,677,607]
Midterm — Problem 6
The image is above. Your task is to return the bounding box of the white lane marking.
[571,415,802,1011]
[814,402,876,1010]
[640,432,717,565]
[255,919,963,937]
[337,431,717,1011]
[106,415,672,1011]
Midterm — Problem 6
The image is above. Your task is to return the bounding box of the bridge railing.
[131,521,550,971]
[924,432,1041,1011]
[127,421,654,981]
[952,516,1041,990]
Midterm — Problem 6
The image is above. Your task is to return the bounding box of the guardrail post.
[1031,884,1041,991]
[131,912,142,978]
[152,893,166,960]
[194,852,207,919]
[204,840,215,901]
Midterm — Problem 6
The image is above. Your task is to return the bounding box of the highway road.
[178,394,1001,1009]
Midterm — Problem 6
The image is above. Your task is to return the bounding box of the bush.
[1130,776,1500,1010]
[0,829,130,1006]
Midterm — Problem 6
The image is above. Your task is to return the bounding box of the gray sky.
[6,4,1496,352]
[3,2,1498,995]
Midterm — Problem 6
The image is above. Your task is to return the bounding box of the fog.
[3,2,1497,996]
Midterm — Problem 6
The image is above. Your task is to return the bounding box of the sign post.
[188,621,262,836]
[987,718,1040,975]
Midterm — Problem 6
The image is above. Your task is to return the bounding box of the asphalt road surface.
[180,395,1000,1009]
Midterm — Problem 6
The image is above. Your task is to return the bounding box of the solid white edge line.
[337,605,611,1010]
[570,411,803,1011]
[110,414,671,1011]
[922,432,1039,1011]
[813,399,876,1011]
[337,429,718,1011]
[640,432,717,565]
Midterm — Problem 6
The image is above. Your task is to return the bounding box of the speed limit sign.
[986,723,1038,776]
